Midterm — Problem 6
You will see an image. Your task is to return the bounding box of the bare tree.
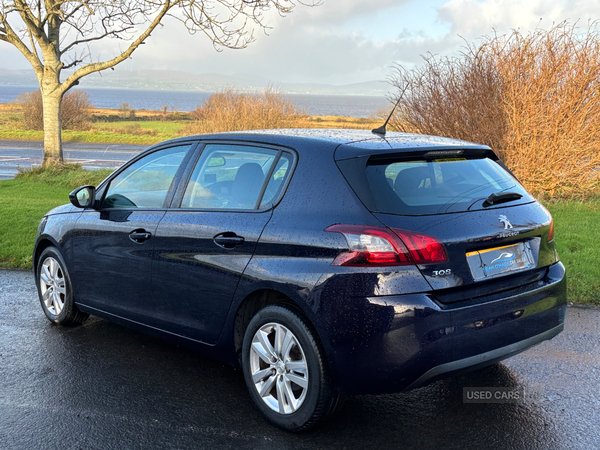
[0,0,312,164]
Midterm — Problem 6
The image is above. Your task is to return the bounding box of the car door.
[70,143,195,324]
[151,142,294,344]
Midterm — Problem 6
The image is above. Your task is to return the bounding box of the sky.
[1,0,600,85]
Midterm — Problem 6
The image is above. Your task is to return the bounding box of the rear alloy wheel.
[242,305,340,431]
[36,246,89,325]
[249,322,309,414]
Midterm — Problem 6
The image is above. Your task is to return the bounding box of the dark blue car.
[33,129,566,430]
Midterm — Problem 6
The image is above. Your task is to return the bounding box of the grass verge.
[0,165,112,268]
[1,166,597,306]
[546,199,600,306]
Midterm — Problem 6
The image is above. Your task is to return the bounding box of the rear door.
[151,143,294,344]
[338,151,558,298]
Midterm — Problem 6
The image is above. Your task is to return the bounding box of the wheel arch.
[232,289,321,366]
[33,236,61,274]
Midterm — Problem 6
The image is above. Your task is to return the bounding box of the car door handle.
[213,233,245,249]
[129,229,152,243]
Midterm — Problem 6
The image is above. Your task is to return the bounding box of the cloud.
[4,0,600,87]
[285,0,409,25]
[438,0,600,40]
[120,0,446,84]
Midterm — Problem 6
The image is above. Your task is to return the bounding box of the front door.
[70,144,193,324]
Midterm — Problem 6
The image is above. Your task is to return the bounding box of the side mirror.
[69,185,96,209]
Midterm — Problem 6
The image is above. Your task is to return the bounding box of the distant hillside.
[0,69,37,86]
[0,68,388,96]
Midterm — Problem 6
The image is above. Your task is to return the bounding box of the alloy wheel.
[39,256,66,316]
[249,322,309,414]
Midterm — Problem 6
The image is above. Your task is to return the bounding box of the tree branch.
[28,26,42,62]
[0,11,43,76]
[61,26,133,54]
[62,58,83,69]
[12,0,43,29]
[12,0,49,46]
[61,0,175,93]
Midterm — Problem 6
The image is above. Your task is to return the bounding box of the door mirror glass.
[69,185,96,208]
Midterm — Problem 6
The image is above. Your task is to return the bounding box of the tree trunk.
[42,91,63,165]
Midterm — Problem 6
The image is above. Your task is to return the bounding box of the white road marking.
[0,156,29,162]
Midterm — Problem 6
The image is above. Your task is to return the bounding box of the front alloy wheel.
[36,246,88,325]
[39,256,66,316]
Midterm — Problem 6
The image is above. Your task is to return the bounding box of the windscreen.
[365,157,533,215]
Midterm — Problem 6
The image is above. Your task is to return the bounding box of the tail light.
[325,224,448,267]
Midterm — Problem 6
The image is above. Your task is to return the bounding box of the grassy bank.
[0,167,598,306]
[0,166,112,267]
[547,200,600,305]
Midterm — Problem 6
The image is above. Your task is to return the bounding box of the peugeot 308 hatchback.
[34,129,566,431]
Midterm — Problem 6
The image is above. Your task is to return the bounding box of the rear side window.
[365,157,533,215]
[181,144,292,210]
[260,153,293,208]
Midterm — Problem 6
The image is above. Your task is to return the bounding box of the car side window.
[260,153,293,208]
[102,145,191,209]
[181,144,282,210]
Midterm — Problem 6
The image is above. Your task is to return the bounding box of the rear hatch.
[336,148,558,303]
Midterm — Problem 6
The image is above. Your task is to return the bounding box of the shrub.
[14,89,93,131]
[390,22,600,199]
[119,102,136,119]
[185,86,302,134]
[118,123,158,136]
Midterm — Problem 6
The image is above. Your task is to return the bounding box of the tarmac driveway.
[0,269,598,450]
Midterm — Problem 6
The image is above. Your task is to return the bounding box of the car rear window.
[364,157,533,215]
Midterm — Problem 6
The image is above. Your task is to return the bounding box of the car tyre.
[36,246,89,325]
[242,305,340,431]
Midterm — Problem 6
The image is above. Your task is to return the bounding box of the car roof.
[157,129,492,160]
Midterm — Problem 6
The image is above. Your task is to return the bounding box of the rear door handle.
[213,233,245,249]
[129,229,152,243]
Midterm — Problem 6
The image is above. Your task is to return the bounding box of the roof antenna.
[371,85,407,136]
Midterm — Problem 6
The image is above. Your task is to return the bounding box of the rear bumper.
[325,262,567,395]
[405,322,563,390]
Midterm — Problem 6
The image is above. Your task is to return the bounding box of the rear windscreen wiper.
[483,191,523,207]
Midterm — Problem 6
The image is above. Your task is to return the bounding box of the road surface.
[0,140,147,179]
[0,269,598,449]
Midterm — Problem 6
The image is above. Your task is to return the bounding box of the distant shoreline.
[0,85,389,118]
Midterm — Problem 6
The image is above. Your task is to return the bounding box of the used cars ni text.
[34,129,567,430]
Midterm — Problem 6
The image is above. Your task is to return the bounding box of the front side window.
[102,145,191,209]
[181,144,289,210]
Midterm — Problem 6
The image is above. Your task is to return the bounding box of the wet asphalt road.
[0,140,146,179]
[0,269,598,450]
